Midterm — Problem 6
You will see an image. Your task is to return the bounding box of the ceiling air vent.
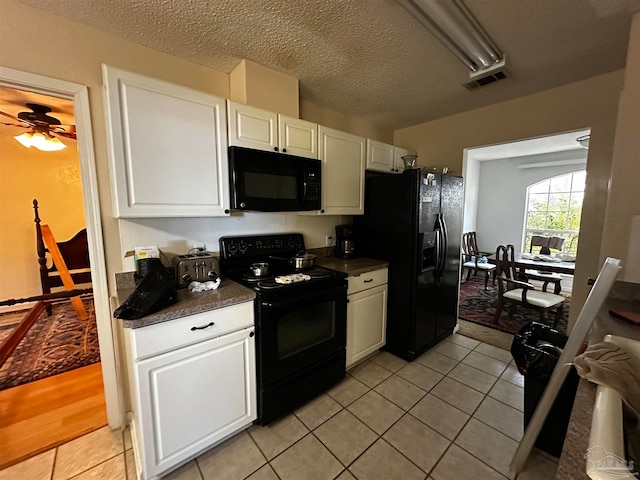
[463,57,510,91]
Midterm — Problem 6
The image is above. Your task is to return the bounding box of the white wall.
[474,158,586,255]
[119,213,349,271]
[600,14,640,271]
[462,154,480,233]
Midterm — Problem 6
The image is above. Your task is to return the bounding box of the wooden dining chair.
[527,235,565,294]
[529,235,565,255]
[461,232,496,290]
[494,244,565,327]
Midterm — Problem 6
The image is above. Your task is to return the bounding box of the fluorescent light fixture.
[14,130,67,152]
[397,0,503,72]
[576,135,590,149]
[518,158,587,169]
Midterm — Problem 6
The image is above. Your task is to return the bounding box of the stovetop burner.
[242,272,274,283]
[255,279,286,290]
[305,268,331,279]
[238,267,335,290]
[219,233,347,295]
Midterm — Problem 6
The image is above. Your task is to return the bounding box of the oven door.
[257,284,347,386]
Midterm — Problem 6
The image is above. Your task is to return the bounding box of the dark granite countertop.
[114,272,255,329]
[557,280,640,479]
[315,256,388,276]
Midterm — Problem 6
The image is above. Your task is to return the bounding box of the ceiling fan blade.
[51,125,77,140]
[0,110,35,127]
[53,131,77,140]
[0,121,30,129]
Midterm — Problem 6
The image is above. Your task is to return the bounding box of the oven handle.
[260,286,346,309]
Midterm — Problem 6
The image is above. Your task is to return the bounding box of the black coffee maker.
[335,224,357,259]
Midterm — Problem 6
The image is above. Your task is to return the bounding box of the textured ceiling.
[16,0,640,131]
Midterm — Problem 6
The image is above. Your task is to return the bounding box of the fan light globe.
[14,131,66,152]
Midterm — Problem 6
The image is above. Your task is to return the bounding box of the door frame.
[0,66,123,428]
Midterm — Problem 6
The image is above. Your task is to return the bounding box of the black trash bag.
[114,258,177,320]
[511,322,568,380]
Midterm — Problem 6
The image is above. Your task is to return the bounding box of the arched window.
[523,171,586,255]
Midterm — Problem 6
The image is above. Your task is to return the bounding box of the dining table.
[488,252,576,274]
[488,252,576,294]
[509,253,576,275]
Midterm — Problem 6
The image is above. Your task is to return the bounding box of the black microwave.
[228,146,322,212]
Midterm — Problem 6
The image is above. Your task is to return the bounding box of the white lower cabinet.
[346,268,388,368]
[125,302,256,480]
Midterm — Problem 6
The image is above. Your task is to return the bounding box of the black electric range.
[219,233,348,425]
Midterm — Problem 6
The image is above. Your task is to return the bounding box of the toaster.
[171,253,220,288]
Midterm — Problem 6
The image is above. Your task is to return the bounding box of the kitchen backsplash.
[119,213,349,271]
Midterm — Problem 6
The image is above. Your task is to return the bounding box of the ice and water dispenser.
[421,231,437,271]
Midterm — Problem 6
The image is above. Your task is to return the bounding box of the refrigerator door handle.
[437,213,448,281]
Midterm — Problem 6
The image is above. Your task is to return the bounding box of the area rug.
[458,277,570,335]
[0,297,100,390]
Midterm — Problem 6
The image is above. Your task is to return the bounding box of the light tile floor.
[0,333,559,480]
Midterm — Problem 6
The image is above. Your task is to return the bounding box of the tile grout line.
[447,370,522,479]
[194,449,206,480]
[428,381,512,480]
[308,427,357,479]
[62,452,124,480]
[241,431,281,480]
[40,341,521,480]
[350,353,490,479]
[379,410,448,478]
[427,340,519,480]
[49,447,58,480]
[121,429,131,480]
[292,360,449,479]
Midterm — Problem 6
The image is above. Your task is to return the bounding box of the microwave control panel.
[305,173,321,201]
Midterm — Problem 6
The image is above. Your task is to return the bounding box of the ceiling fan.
[0,103,76,151]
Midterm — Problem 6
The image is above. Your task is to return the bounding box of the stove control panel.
[220,233,305,260]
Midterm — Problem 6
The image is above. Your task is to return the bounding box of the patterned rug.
[0,297,100,390]
[458,277,570,335]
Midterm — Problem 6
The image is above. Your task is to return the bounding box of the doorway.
[0,66,121,466]
[458,128,590,337]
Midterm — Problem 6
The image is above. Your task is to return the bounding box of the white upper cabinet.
[102,66,229,218]
[317,126,366,215]
[366,139,416,174]
[228,101,318,159]
[278,115,318,159]
[367,139,396,173]
[227,101,278,152]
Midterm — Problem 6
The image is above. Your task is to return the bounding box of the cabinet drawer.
[129,302,254,360]
[347,268,388,295]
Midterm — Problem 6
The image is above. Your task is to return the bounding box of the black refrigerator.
[355,169,464,361]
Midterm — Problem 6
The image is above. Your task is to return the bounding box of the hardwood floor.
[0,362,107,469]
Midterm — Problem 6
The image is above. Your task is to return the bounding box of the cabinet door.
[318,126,366,215]
[227,101,278,152]
[346,285,387,368]
[278,115,318,159]
[366,139,396,173]
[393,146,416,173]
[135,327,256,479]
[102,66,229,218]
